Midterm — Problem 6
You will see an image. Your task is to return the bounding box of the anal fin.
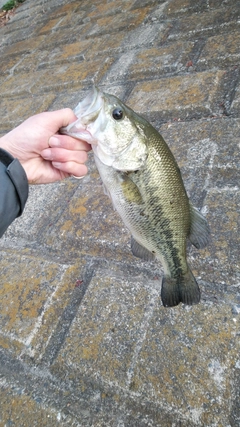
[131,236,156,262]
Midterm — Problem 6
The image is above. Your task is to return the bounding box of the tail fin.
[161,268,200,307]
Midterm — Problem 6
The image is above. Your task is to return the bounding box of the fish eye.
[112,107,124,120]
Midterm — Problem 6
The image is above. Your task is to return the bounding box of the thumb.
[48,108,78,129]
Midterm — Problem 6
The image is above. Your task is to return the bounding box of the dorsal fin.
[189,203,211,249]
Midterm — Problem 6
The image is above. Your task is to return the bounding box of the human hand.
[0,109,91,184]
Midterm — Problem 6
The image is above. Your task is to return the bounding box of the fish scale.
[61,87,210,307]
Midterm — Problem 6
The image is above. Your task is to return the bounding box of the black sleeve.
[0,148,29,238]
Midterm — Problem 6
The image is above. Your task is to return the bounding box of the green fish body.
[62,88,210,307]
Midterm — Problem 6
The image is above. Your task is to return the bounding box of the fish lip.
[60,86,103,144]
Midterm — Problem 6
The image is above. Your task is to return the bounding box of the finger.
[41,148,88,164]
[49,135,91,152]
[52,161,88,177]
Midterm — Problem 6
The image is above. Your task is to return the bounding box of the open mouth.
[60,86,103,144]
[75,86,102,120]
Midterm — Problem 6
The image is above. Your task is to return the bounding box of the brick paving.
[0,0,240,426]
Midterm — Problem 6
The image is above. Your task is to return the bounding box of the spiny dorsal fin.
[131,236,156,261]
[189,203,211,249]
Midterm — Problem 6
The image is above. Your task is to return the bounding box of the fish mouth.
[60,86,103,144]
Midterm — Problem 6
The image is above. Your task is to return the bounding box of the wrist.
[0,135,29,179]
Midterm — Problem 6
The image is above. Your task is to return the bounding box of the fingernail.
[42,148,53,160]
[49,136,61,147]
[72,175,85,179]
[52,162,61,169]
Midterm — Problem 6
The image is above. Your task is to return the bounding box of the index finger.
[49,135,92,152]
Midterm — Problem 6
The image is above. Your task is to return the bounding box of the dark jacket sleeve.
[0,148,29,237]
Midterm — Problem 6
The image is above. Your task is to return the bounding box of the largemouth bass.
[61,87,210,307]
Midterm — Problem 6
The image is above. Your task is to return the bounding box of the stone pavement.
[0,0,240,425]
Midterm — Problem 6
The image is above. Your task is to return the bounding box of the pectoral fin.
[121,175,143,205]
[131,236,156,261]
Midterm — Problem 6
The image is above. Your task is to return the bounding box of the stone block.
[0,56,114,96]
[131,301,239,426]
[87,0,135,19]
[36,22,90,49]
[14,40,91,74]
[54,40,92,62]
[38,17,63,35]
[87,6,152,37]
[33,57,115,92]
[126,71,225,120]
[0,384,67,427]
[164,0,192,15]
[51,263,160,388]
[167,7,240,40]
[209,0,240,8]
[230,80,240,116]
[0,53,26,75]
[46,1,82,19]
[29,32,125,69]
[42,8,87,34]
[84,32,126,59]
[0,251,86,359]
[126,41,194,79]
[160,117,240,183]
[198,31,240,69]
[204,118,240,188]
[0,94,56,130]
[1,179,79,241]
[0,68,49,97]
[0,14,30,35]
[1,35,46,56]
[119,22,167,50]
[201,189,240,286]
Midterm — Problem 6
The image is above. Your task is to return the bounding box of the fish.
[61,87,210,307]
